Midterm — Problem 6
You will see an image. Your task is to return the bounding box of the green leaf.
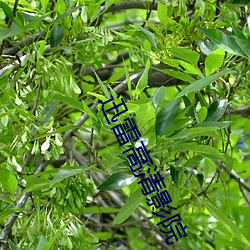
[234,35,250,58]
[0,26,23,42]
[168,47,200,65]
[0,209,23,223]
[98,173,136,191]
[25,12,52,30]
[42,223,69,250]
[185,167,204,187]
[170,126,220,139]
[151,86,166,111]
[112,187,144,225]
[40,0,49,9]
[41,100,60,125]
[24,177,51,192]
[0,2,14,21]
[183,155,203,168]
[0,168,18,194]
[134,59,150,98]
[194,121,231,129]
[155,99,179,137]
[80,206,120,214]
[93,70,111,99]
[178,61,203,76]
[198,106,208,122]
[53,92,84,112]
[200,28,247,58]
[176,69,231,98]
[205,49,225,75]
[138,27,157,48]
[231,24,246,40]
[203,201,250,248]
[53,5,83,23]
[157,1,168,24]
[51,166,86,186]
[156,67,195,83]
[9,241,21,250]
[205,99,228,122]
[50,24,64,47]
[36,236,48,250]
[170,143,230,166]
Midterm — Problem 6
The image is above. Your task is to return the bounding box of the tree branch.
[219,162,250,193]
[2,32,46,56]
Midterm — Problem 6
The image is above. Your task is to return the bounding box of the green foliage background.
[0,0,250,249]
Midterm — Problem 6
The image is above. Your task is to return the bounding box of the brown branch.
[219,162,250,193]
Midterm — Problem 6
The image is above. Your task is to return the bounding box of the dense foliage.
[0,0,250,249]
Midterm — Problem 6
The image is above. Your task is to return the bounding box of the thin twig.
[239,183,250,206]
[219,162,250,193]
[141,0,156,28]
[32,80,42,115]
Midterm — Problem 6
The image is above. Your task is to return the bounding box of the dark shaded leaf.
[98,173,136,191]
[155,99,179,137]
[170,166,181,186]
[232,0,250,4]
[50,24,64,47]
[0,2,14,21]
[205,99,228,122]
[185,167,204,187]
